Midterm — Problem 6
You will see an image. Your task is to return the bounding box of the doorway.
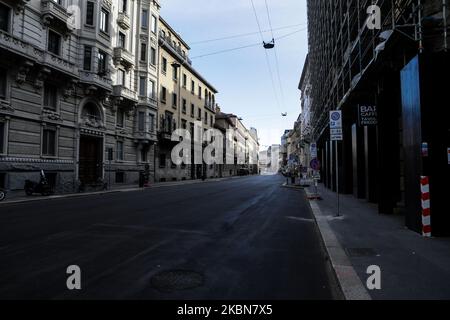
[79,135,103,184]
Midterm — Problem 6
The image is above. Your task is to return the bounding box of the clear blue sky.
[161,0,308,149]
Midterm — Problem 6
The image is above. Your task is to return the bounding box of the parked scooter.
[24,170,53,196]
[0,188,6,201]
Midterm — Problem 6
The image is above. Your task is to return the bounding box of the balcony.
[112,85,138,103]
[79,70,112,92]
[159,31,192,66]
[113,47,134,69]
[3,0,30,13]
[41,0,73,35]
[0,29,78,77]
[138,96,158,109]
[159,115,176,141]
[117,12,131,30]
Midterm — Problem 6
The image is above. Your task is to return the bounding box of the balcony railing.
[138,95,157,108]
[113,47,134,69]
[79,70,112,91]
[3,0,30,13]
[159,31,192,66]
[117,12,131,30]
[112,85,138,102]
[41,0,73,34]
[0,29,78,77]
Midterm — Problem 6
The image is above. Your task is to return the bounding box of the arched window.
[82,103,101,121]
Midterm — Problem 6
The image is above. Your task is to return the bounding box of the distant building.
[156,16,218,181]
[215,109,259,176]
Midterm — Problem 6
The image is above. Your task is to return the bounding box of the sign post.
[310,158,321,199]
[107,148,113,190]
[330,111,343,217]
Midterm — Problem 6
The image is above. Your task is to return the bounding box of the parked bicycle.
[0,188,6,202]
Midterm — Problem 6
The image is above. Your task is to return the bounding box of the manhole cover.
[345,248,378,257]
[150,270,204,292]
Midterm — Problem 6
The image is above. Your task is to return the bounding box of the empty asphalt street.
[0,175,339,300]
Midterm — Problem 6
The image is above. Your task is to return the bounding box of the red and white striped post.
[420,176,432,237]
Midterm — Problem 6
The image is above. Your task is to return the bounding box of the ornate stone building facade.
[0,0,161,192]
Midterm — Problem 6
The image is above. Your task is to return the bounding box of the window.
[0,121,5,154]
[160,86,166,103]
[42,127,56,157]
[85,1,94,26]
[116,141,124,161]
[210,115,214,126]
[182,99,187,114]
[115,171,125,183]
[0,173,4,189]
[141,9,148,29]
[120,0,127,13]
[0,3,10,32]
[172,93,177,107]
[0,68,6,99]
[118,69,125,86]
[118,32,126,48]
[198,108,201,120]
[139,77,146,96]
[100,8,109,33]
[191,80,195,93]
[151,15,157,33]
[138,111,145,131]
[198,85,202,99]
[181,119,187,130]
[141,149,148,162]
[204,111,208,124]
[149,80,155,99]
[43,83,58,110]
[116,109,125,128]
[149,114,155,132]
[162,57,167,73]
[191,104,194,117]
[98,50,107,74]
[140,43,147,62]
[172,65,178,81]
[150,47,156,65]
[182,74,187,88]
[48,30,61,56]
[83,46,92,71]
[159,154,166,168]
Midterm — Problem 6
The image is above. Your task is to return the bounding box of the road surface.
[0,175,339,299]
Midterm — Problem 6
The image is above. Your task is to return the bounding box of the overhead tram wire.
[264,0,287,111]
[249,0,282,113]
[190,28,305,59]
[189,23,305,45]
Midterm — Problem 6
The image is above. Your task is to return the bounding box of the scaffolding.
[306,0,449,141]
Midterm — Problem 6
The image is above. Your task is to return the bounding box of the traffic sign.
[310,158,321,171]
[310,143,318,159]
[330,111,342,129]
[330,111,343,141]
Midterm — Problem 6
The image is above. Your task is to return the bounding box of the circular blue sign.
[331,112,341,121]
[310,159,321,171]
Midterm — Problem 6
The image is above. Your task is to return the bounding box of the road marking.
[285,216,314,223]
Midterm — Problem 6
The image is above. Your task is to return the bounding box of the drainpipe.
[444,0,448,51]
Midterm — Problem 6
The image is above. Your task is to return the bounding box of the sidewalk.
[0,175,246,205]
[306,184,450,300]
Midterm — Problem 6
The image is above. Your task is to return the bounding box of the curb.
[306,193,372,300]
